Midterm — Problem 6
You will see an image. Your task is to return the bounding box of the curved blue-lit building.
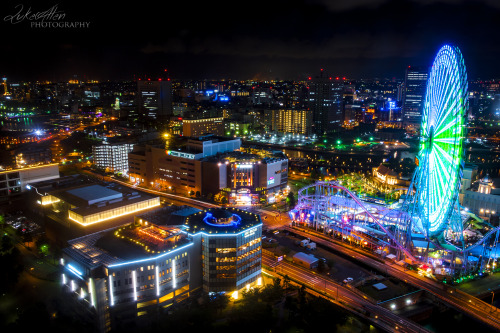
[59,206,262,332]
[184,207,263,294]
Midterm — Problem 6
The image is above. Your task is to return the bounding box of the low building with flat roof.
[28,176,160,245]
[45,183,160,227]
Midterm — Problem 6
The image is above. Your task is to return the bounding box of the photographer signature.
[4,4,65,24]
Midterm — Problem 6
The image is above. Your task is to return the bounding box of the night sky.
[2,0,500,81]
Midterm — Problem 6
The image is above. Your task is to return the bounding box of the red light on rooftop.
[158,78,162,81]
[343,77,346,80]
[308,77,311,80]
[329,77,332,80]
[336,77,339,80]
[148,78,151,81]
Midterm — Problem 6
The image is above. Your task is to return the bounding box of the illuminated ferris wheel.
[410,45,468,237]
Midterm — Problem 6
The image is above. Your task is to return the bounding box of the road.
[284,226,500,332]
[262,251,431,333]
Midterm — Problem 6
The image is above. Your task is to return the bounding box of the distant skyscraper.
[265,109,312,135]
[402,66,428,126]
[137,79,173,120]
[308,71,343,135]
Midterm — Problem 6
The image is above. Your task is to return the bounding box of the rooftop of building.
[66,185,122,205]
[183,117,224,122]
[470,177,500,193]
[374,164,398,177]
[0,162,59,174]
[183,207,262,235]
[63,222,191,270]
[100,223,190,259]
[201,148,287,164]
[136,205,202,226]
[28,174,100,194]
[130,134,240,156]
[49,182,158,217]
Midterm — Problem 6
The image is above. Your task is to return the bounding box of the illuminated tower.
[137,79,173,120]
[2,77,11,97]
[402,66,428,127]
[308,70,343,135]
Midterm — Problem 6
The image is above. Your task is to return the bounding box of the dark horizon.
[2,0,500,82]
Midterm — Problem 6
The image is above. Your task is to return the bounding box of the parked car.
[343,277,354,284]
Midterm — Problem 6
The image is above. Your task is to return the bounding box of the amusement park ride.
[290,45,500,279]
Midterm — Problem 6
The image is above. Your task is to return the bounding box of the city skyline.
[2,0,500,81]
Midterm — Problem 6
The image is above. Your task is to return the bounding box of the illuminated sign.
[267,177,275,185]
[236,164,253,169]
[167,151,195,159]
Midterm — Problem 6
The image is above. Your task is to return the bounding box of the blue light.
[67,263,83,278]
[187,223,263,238]
[203,212,242,227]
[108,242,194,268]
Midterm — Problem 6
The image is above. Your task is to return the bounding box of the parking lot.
[3,211,42,235]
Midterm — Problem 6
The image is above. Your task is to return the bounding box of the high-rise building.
[402,66,428,126]
[265,109,312,135]
[92,143,135,175]
[307,71,343,135]
[137,79,173,120]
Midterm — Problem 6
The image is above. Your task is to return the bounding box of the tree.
[286,191,296,208]
[317,259,326,273]
[208,292,230,314]
[207,193,213,201]
[195,191,201,198]
[283,274,291,291]
[220,196,228,205]
[189,190,195,197]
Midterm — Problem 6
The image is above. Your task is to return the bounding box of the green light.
[414,44,468,236]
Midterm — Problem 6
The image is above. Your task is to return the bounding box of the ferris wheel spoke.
[413,44,467,237]
[434,117,457,138]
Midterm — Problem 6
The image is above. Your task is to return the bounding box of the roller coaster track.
[297,181,418,261]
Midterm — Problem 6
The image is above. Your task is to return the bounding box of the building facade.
[265,109,312,135]
[128,135,241,195]
[92,143,135,174]
[60,207,262,332]
[0,163,59,198]
[137,79,173,119]
[402,66,428,127]
[182,117,225,137]
[202,149,289,204]
[308,72,343,135]
[462,174,500,222]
